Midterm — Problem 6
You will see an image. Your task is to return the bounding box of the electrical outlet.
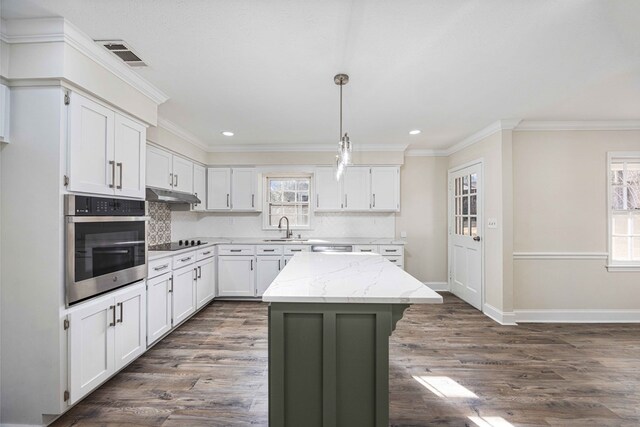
[488,218,497,229]
[400,231,407,238]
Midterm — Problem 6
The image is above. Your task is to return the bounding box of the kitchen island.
[262,252,442,427]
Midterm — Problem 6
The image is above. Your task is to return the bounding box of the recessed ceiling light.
[221,131,234,137]
[409,129,421,135]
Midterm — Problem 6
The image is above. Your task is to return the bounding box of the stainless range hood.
[146,187,201,204]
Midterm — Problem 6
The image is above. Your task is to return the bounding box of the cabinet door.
[370,167,399,211]
[231,168,256,211]
[146,146,173,190]
[68,296,115,404]
[68,93,115,196]
[173,265,197,325]
[172,155,194,194]
[283,255,293,267]
[256,256,282,296]
[315,167,342,211]
[207,168,232,210]
[192,164,207,211]
[217,256,255,297]
[196,257,216,308]
[114,114,146,199]
[147,273,173,346]
[343,166,371,211]
[114,282,146,370]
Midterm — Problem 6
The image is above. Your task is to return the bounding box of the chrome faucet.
[278,216,293,239]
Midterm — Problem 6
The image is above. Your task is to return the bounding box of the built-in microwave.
[65,195,149,306]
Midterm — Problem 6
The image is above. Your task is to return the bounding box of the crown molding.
[445,119,522,156]
[404,149,448,157]
[1,18,169,105]
[157,117,209,151]
[516,120,640,131]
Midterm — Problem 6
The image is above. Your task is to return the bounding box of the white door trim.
[447,158,485,311]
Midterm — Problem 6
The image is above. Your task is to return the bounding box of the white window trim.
[606,151,640,272]
[262,173,314,231]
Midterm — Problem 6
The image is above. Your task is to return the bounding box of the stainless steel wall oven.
[65,195,148,306]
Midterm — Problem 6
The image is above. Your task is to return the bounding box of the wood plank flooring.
[52,293,640,426]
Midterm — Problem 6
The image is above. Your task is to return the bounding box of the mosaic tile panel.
[148,202,171,246]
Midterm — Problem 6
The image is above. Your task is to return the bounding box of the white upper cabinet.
[114,114,146,199]
[207,168,231,210]
[146,145,195,194]
[343,166,371,211]
[172,155,194,194]
[370,167,400,212]
[315,167,342,211]
[67,92,146,199]
[68,93,115,195]
[192,164,207,211]
[231,168,259,211]
[146,145,173,190]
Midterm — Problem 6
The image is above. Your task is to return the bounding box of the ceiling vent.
[96,40,147,67]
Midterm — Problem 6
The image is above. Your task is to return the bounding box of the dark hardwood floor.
[52,293,640,426]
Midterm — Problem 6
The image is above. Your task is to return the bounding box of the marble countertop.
[262,253,443,304]
[148,237,405,260]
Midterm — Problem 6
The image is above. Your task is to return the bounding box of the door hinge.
[63,318,70,330]
[64,92,70,105]
[63,175,69,187]
[63,390,70,402]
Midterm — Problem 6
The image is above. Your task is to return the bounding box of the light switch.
[488,218,497,229]
[400,231,407,238]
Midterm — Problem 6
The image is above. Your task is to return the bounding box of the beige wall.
[396,156,448,283]
[512,130,640,310]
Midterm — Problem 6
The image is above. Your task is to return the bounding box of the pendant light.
[334,73,352,180]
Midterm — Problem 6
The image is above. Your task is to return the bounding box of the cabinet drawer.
[196,246,215,261]
[218,245,256,256]
[256,245,284,255]
[172,251,197,269]
[384,255,404,268]
[148,257,172,279]
[379,245,404,256]
[283,245,310,255]
[353,245,379,253]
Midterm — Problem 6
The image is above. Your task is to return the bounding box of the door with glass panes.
[449,162,483,310]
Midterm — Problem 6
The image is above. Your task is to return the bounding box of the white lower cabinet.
[146,272,173,346]
[256,256,282,296]
[196,256,216,308]
[172,264,197,325]
[217,255,256,297]
[68,281,145,405]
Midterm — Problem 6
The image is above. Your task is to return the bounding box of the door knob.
[473,236,481,242]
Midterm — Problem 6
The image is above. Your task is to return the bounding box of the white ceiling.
[3,0,640,151]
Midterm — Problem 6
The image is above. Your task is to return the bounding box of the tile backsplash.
[148,202,171,246]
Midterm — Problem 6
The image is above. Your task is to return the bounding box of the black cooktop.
[150,239,208,251]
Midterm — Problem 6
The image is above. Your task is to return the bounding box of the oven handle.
[67,216,150,223]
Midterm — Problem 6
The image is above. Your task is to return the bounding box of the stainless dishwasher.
[311,244,353,253]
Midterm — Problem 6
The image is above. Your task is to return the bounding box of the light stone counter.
[262,252,441,304]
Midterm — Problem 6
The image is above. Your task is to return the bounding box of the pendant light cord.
[339,79,343,140]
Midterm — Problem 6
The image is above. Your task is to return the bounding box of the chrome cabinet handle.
[250,259,253,271]
[263,249,275,252]
[251,194,255,208]
[230,249,242,253]
[194,192,198,207]
[174,174,178,187]
[291,249,302,252]
[180,256,192,262]
[198,266,202,278]
[373,194,376,207]
[345,194,348,208]
[316,194,319,208]
[202,251,211,255]
[116,162,123,189]
[361,249,372,252]
[154,264,169,271]
[117,302,123,323]
[193,268,197,280]
[278,259,281,270]
[227,194,230,207]
[385,249,397,253]
[169,173,173,186]
[109,305,116,326]
[168,277,173,293]
[108,161,115,188]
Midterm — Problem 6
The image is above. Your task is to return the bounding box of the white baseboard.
[482,303,517,325]
[423,281,449,291]
[515,309,640,323]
